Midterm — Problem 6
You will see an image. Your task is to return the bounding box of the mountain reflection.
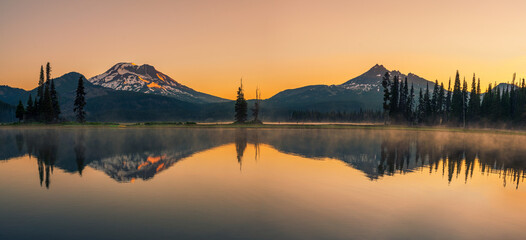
[0,128,524,189]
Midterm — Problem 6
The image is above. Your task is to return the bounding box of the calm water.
[0,128,525,240]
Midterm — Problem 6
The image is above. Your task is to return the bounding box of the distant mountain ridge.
[88,63,226,103]
[341,64,434,91]
[265,64,436,113]
[0,63,437,122]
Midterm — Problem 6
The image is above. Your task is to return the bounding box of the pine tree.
[445,78,452,122]
[423,83,431,123]
[431,80,440,122]
[26,94,34,122]
[251,87,261,123]
[481,84,492,119]
[16,100,25,122]
[234,79,247,123]
[501,85,511,121]
[74,76,86,123]
[438,83,444,113]
[467,74,479,122]
[389,75,400,120]
[406,84,415,123]
[399,78,408,118]
[42,81,53,122]
[451,71,463,123]
[417,88,424,123]
[462,78,468,127]
[46,62,51,82]
[381,72,391,124]
[36,65,45,120]
[50,79,60,121]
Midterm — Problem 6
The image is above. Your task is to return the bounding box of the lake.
[0,127,525,239]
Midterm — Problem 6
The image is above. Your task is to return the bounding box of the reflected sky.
[0,128,525,239]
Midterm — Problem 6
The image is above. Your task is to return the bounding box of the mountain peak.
[367,64,389,74]
[340,64,435,92]
[88,63,226,103]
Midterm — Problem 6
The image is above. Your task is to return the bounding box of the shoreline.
[2,122,526,136]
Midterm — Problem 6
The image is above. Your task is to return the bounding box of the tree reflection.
[74,130,86,175]
[235,129,247,170]
[1,128,525,189]
[22,130,59,189]
[379,133,526,189]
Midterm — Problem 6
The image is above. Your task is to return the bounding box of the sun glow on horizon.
[0,0,525,99]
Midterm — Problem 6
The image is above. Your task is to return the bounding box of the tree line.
[16,63,60,123]
[382,71,526,127]
[15,63,87,123]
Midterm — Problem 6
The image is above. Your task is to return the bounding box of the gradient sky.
[1,0,525,99]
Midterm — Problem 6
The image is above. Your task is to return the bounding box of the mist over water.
[0,128,525,239]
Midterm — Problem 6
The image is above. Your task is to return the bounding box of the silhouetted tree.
[417,88,424,123]
[74,76,86,123]
[42,81,53,122]
[451,71,463,123]
[444,77,452,122]
[15,100,25,122]
[389,75,400,120]
[234,79,247,123]
[36,65,45,119]
[26,94,34,121]
[399,78,408,118]
[406,83,415,123]
[437,82,445,123]
[49,79,60,122]
[251,87,261,123]
[381,72,391,124]
[462,78,468,127]
[423,83,431,123]
[467,74,480,122]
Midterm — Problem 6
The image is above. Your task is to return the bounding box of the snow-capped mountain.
[88,63,227,103]
[340,64,435,92]
[266,64,436,111]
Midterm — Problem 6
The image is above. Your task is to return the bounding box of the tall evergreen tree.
[42,81,53,122]
[445,78,452,122]
[431,80,439,121]
[417,88,424,123]
[451,71,463,123]
[423,83,431,123]
[501,85,511,121]
[36,65,45,119]
[437,82,445,123]
[406,83,415,123]
[481,84,492,118]
[26,94,34,122]
[389,75,400,120]
[15,100,25,122]
[50,79,60,121]
[74,76,87,123]
[234,79,247,123]
[467,74,479,122]
[399,77,408,118]
[462,78,468,127]
[46,62,51,82]
[381,72,391,124]
[251,87,261,123]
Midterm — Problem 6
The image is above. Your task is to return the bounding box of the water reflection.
[0,128,524,189]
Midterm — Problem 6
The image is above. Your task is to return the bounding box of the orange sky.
[0,0,525,100]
